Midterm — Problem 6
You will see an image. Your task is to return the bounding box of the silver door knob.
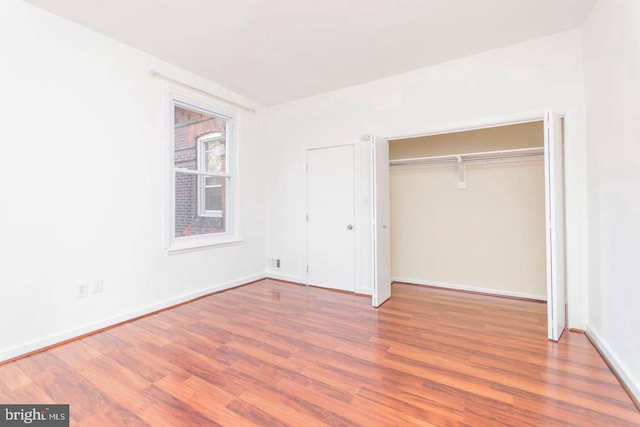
[347,224,353,230]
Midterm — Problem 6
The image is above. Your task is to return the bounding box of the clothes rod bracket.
[457,155,466,189]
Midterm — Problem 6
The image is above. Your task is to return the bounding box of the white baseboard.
[266,271,304,284]
[392,277,547,301]
[585,324,640,406]
[0,272,266,364]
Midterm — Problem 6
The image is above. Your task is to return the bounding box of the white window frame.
[165,86,240,253]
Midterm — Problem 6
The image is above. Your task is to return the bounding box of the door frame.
[378,106,586,331]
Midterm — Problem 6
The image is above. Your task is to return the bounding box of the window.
[169,94,237,251]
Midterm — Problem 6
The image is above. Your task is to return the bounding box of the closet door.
[372,136,391,307]
[544,111,566,341]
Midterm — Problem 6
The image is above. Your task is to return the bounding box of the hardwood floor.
[1,279,638,426]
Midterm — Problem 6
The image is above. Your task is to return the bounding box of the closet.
[389,121,547,300]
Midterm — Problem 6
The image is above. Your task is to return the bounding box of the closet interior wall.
[389,121,547,299]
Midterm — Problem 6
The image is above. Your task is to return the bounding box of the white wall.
[0,0,267,361]
[265,30,586,308]
[582,0,640,401]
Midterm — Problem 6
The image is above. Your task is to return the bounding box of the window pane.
[174,172,225,237]
[204,140,225,173]
[174,105,226,170]
[204,176,223,212]
[205,186,222,211]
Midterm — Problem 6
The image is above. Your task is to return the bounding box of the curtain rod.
[150,69,257,114]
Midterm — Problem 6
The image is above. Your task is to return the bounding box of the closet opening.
[387,118,566,340]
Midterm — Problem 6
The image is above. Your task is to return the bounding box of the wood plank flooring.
[1,279,638,426]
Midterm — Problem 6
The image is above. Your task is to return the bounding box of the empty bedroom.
[1,0,639,425]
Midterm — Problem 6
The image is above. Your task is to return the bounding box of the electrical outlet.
[276,259,281,268]
[92,279,104,293]
[77,283,88,298]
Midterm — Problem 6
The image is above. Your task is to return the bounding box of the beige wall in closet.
[390,122,547,298]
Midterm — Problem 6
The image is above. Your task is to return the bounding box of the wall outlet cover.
[77,283,89,298]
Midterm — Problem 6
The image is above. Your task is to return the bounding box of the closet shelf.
[390,147,544,168]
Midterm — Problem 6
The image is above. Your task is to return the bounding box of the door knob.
[347,224,354,230]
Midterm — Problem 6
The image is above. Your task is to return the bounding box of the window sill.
[167,234,243,254]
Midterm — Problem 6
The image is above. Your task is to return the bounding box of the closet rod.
[390,147,543,167]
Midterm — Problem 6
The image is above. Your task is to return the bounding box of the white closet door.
[544,111,566,341]
[372,136,391,307]
[307,145,356,291]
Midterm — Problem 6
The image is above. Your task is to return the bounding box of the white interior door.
[544,111,567,341]
[372,136,391,306]
[307,145,355,291]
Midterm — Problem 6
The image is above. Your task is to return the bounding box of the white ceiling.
[25,0,596,106]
